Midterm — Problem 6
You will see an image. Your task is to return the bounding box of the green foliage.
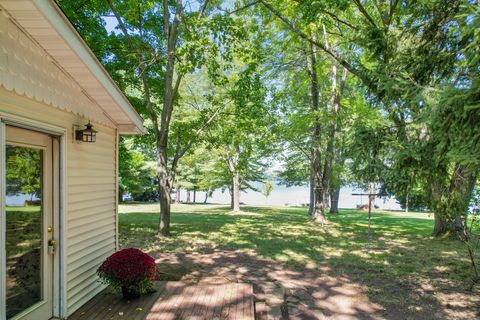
[6,146,41,200]
[60,0,480,235]
[262,181,273,199]
[118,137,156,201]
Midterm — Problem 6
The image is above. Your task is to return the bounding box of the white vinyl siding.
[0,87,118,316]
[0,3,143,132]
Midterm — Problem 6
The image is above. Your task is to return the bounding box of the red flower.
[97,248,160,293]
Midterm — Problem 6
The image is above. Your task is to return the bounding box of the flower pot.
[121,286,141,300]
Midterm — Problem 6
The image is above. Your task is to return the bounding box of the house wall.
[0,88,118,316]
[0,5,128,317]
[0,7,113,128]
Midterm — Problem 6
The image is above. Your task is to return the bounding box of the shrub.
[97,248,160,294]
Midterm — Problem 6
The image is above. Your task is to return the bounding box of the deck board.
[68,282,254,320]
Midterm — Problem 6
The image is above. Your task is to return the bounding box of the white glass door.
[4,126,53,320]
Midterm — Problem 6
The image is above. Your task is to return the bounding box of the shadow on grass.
[119,204,479,319]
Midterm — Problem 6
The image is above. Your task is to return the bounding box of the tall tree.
[258,0,479,236]
[206,65,276,211]
[60,0,245,236]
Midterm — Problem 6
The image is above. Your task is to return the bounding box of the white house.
[0,0,144,319]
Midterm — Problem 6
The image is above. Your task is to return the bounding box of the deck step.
[68,281,255,320]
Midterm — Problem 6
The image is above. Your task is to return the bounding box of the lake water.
[6,194,39,206]
[194,184,403,210]
[10,186,403,211]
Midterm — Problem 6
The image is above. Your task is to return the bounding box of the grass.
[6,206,41,257]
[119,203,479,317]
[119,204,474,282]
[5,206,42,318]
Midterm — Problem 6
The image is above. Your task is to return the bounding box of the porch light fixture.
[75,121,97,142]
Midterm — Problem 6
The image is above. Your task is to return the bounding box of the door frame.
[0,115,66,319]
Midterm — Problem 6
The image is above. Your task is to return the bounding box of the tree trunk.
[320,59,338,212]
[405,193,409,213]
[155,0,184,237]
[433,213,466,236]
[107,0,186,238]
[321,63,347,214]
[431,164,477,237]
[157,148,171,236]
[330,185,340,214]
[176,187,181,203]
[308,171,315,217]
[313,142,326,224]
[231,172,240,212]
[118,189,124,203]
[204,192,208,204]
[186,190,191,203]
[323,189,330,211]
[193,189,196,203]
[158,184,171,235]
[313,135,326,224]
[225,146,240,212]
[305,38,326,224]
[314,186,326,225]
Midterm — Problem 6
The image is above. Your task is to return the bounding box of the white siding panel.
[67,216,114,240]
[68,191,116,204]
[68,208,113,226]
[67,244,115,282]
[68,184,116,195]
[0,3,144,134]
[67,219,115,241]
[68,246,114,278]
[0,88,118,317]
[0,8,113,127]
[66,282,105,318]
[67,197,114,211]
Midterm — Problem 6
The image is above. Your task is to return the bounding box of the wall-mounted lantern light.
[75,121,97,143]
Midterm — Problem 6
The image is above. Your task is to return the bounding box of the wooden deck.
[68,282,254,320]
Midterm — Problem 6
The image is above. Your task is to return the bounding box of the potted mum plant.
[97,248,160,300]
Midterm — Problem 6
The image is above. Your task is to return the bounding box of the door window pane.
[5,145,43,319]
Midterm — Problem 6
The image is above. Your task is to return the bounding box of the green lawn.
[6,206,41,257]
[119,204,474,282]
[119,203,478,316]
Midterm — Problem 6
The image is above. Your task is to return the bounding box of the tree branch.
[258,0,379,96]
[321,9,359,31]
[163,0,169,38]
[176,102,230,163]
[226,0,260,15]
[352,0,378,28]
[388,0,399,26]
[106,0,159,136]
[198,0,210,18]
[169,0,210,107]
[171,74,183,106]
[107,0,137,55]
[290,140,312,161]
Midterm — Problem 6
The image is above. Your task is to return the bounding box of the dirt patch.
[149,249,480,319]
[152,250,378,319]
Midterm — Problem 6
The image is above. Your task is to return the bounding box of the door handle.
[48,239,57,255]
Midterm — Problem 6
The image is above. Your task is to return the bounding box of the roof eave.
[34,0,144,134]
